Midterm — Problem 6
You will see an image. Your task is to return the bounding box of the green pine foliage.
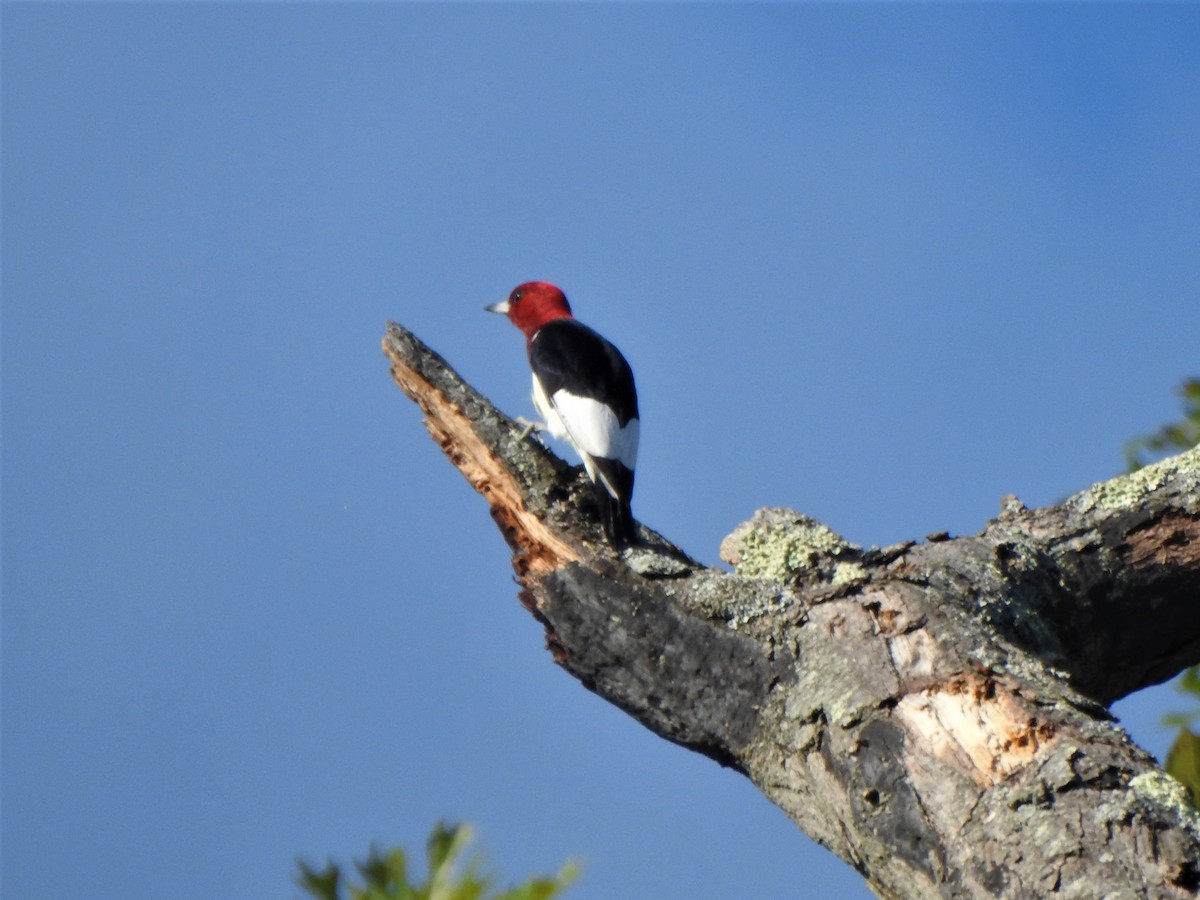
[296,823,578,900]
[1124,378,1200,807]
[1124,378,1200,471]
[1163,667,1200,807]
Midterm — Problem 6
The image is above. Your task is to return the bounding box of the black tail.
[596,486,636,548]
[591,460,636,548]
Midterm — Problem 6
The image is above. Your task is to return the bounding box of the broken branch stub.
[384,321,1200,899]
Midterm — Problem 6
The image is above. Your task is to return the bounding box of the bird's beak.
[484,300,510,315]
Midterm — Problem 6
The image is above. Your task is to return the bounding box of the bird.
[486,281,639,547]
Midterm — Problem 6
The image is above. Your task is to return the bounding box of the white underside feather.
[531,376,638,498]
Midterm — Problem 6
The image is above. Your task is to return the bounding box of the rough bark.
[383,321,1200,899]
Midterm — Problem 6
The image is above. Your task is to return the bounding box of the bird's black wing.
[528,319,638,427]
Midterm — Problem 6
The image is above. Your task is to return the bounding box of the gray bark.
[384,321,1200,898]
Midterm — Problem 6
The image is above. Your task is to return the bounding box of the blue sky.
[4,5,1198,899]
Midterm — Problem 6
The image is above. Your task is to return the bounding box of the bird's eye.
[513,291,525,303]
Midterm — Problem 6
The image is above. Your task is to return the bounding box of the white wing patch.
[551,391,639,468]
[531,376,639,497]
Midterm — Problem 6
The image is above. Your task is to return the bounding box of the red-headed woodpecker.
[486,281,639,547]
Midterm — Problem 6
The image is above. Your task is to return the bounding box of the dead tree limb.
[383,321,1200,898]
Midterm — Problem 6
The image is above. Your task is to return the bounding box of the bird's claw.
[515,417,546,441]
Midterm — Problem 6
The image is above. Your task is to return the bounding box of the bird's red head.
[486,281,574,338]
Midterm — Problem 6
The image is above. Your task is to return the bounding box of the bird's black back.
[528,319,638,427]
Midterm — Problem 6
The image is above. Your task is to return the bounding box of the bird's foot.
[515,417,547,441]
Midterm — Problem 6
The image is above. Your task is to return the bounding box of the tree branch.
[384,322,1200,898]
